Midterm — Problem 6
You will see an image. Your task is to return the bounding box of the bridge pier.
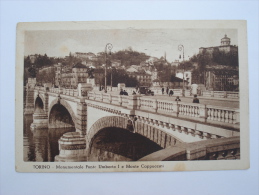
[75,100,87,136]
[31,92,49,130]
[55,132,87,162]
[30,112,48,130]
[24,78,36,115]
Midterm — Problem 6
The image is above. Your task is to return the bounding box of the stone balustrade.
[34,88,240,129]
[87,92,239,127]
[206,105,239,124]
[48,88,78,97]
[178,102,201,118]
[44,90,240,127]
[91,86,238,99]
[139,136,240,161]
[35,86,46,92]
[202,91,239,99]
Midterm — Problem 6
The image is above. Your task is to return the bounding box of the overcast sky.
[25,29,238,62]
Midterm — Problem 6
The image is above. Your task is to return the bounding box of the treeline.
[177,50,238,71]
[110,48,150,66]
[24,54,58,69]
[104,69,139,87]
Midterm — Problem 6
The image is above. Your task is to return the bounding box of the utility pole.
[104,43,113,93]
[178,44,185,97]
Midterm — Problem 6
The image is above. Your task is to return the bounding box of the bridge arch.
[48,98,77,128]
[87,116,128,143]
[87,116,164,161]
[34,96,45,113]
[87,116,182,148]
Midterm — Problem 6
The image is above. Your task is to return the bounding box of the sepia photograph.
[16,20,249,172]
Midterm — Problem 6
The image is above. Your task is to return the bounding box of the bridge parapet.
[86,95,239,143]
[49,88,78,97]
[139,136,240,161]
[88,92,240,128]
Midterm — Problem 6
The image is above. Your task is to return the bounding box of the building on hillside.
[59,62,89,88]
[176,71,192,87]
[74,52,97,61]
[71,63,88,88]
[127,69,152,86]
[204,65,239,91]
[54,63,62,86]
[126,67,138,73]
[146,56,159,65]
[171,60,180,66]
[151,68,158,81]
[199,34,238,56]
[170,76,185,88]
[111,60,121,67]
[61,72,73,88]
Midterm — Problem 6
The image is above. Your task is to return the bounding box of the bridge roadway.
[95,90,239,109]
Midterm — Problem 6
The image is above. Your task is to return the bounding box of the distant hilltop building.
[171,60,180,66]
[73,52,97,61]
[199,34,238,55]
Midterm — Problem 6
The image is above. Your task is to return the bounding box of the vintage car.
[138,86,154,96]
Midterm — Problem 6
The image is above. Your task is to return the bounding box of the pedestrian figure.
[123,90,128,96]
[175,96,181,101]
[169,90,174,96]
[119,89,124,95]
[132,91,136,95]
[135,86,139,93]
[162,87,164,94]
[166,87,169,94]
[193,94,200,103]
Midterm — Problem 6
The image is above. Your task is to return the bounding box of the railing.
[157,99,175,114]
[121,96,129,107]
[226,92,239,99]
[139,136,240,161]
[111,95,119,105]
[87,92,239,126]
[206,105,238,124]
[202,91,239,99]
[178,102,200,118]
[45,89,239,126]
[48,88,78,97]
[138,97,155,111]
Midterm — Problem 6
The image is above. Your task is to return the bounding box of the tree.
[105,69,139,87]
[36,68,56,86]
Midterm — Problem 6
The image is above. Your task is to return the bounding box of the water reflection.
[23,114,75,162]
[88,127,162,161]
[24,116,163,162]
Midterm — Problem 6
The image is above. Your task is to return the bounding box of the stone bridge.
[24,81,240,162]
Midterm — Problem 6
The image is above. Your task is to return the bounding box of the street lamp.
[178,44,185,97]
[104,43,113,93]
[108,66,115,91]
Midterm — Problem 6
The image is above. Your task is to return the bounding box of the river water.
[24,115,162,162]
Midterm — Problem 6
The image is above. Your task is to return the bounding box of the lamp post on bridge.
[178,44,185,97]
[108,66,116,92]
[104,43,113,93]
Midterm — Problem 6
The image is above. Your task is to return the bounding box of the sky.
[24,28,238,62]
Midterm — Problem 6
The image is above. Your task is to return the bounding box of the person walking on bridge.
[175,96,181,101]
[193,95,200,103]
[169,90,174,97]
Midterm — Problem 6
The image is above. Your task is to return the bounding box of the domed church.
[199,34,238,55]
